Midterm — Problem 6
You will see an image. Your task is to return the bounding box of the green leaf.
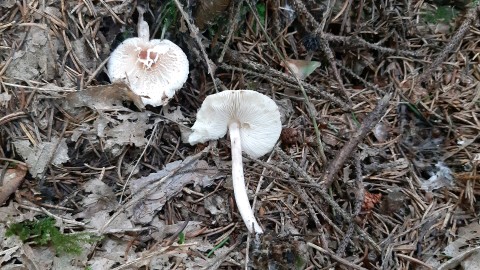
[178,232,185,244]
[282,59,322,80]
[207,237,229,257]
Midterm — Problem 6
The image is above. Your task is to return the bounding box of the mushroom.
[188,90,282,234]
[107,9,189,107]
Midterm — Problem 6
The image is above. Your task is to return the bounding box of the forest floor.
[1,0,480,269]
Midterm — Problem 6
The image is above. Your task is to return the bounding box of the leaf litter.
[1,0,480,269]
[13,138,69,178]
[127,156,222,224]
[0,164,27,206]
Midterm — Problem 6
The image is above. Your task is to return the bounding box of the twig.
[276,148,380,252]
[290,0,418,57]
[163,219,189,246]
[294,182,323,231]
[307,242,368,270]
[205,236,242,270]
[336,152,364,255]
[353,153,364,218]
[218,0,243,63]
[220,62,351,110]
[332,34,420,57]
[173,0,218,92]
[336,62,387,95]
[396,253,433,270]
[18,204,88,227]
[119,123,158,203]
[246,0,327,163]
[111,243,197,270]
[319,38,351,104]
[291,0,350,103]
[416,4,480,85]
[321,93,392,189]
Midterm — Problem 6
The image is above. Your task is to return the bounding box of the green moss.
[6,217,100,255]
[424,5,457,24]
[295,254,306,269]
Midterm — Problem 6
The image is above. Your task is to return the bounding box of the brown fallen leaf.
[66,82,145,111]
[194,0,232,30]
[0,164,28,205]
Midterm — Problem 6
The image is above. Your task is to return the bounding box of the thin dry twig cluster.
[1,0,480,269]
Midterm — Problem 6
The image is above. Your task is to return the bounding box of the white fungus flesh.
[188,90,282,158]
[188,90,282,234]
[107,38,189,107]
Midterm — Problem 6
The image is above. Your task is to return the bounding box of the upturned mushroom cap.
[107,38,189,107]
[188,90,282,158]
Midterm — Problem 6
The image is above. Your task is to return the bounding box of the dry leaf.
[71,112,153,157]
[281,59,321,80]
[0,164,27,206]
[5,27,63,81]
[164,106,192,143]
[93,238,137,265]
[0,220,23,267]
[77,178,118,219]
[194,0,232,30]
[66,82,144,111]
[204,195,227,216]
[444,222,480,257]
[104,112,152,148]
[76,178,134,232]
[440,222,480,270]
[21,245,54,270]
[51,242,92,270]
[128,157,222,224]
[13,138,69,178]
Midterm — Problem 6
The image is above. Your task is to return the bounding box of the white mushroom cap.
[188,90,281,158]
[107,38,189,107]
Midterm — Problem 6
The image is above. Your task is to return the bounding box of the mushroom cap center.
[137,48,160,70]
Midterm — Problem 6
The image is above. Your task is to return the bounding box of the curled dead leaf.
[0,164,28,205]
[66,82,144,111]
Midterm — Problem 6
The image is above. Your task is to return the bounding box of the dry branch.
[173,0,218,91]
[276,148,380,252]
[416,4,480,85]
[321,93,392,189]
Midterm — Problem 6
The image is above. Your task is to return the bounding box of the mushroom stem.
[137,7,150,41]
[229,121,264,234]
